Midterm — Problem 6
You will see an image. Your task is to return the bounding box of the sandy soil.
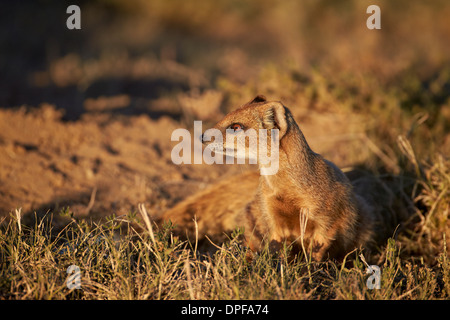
[0,101,231,221]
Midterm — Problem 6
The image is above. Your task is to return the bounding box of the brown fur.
[158,96,410,260]
[159,171,259,248]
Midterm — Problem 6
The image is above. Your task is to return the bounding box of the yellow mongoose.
[160,96,406,260]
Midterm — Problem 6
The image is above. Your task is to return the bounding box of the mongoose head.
[201,95,290,175]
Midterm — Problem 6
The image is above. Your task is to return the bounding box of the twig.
[359,253,370,269]
[299,208,312,284]
[205,235,240,263]
[397,135,423,178]
[362,134,400,174]
[85,187,97,216]
[138,203,157,248]
[15,208,22,233]
[299,208,309,261]
[193,215,199,259]
[184,256,195,299]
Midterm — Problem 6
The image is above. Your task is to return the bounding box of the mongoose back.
[159,95,407,260]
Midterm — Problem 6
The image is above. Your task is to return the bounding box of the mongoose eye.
[229,123,244,132]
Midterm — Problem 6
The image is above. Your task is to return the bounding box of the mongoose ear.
[263,103,288,139]
[248,95,267,104]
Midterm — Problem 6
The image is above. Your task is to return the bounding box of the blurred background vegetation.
[0,0,449,299]
[1,0,449,154]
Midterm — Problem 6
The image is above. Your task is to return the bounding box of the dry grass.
[1,0,449,300]
[1,148,449,300]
